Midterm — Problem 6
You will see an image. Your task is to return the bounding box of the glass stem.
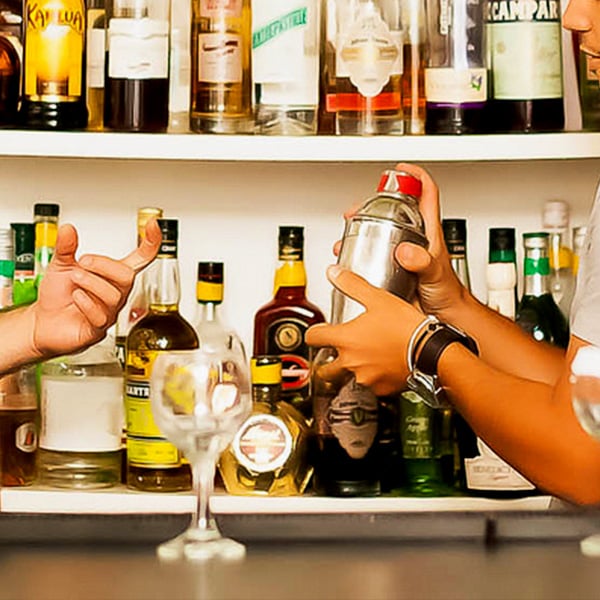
[192,448,218,532]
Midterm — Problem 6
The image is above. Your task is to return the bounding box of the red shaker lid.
[377,170,422,198]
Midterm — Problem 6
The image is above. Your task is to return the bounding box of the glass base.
[580,533,600,557]
[157,525,246,563]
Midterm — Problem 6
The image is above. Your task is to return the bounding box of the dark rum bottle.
[125,219,198,492]
[253,226,325,421]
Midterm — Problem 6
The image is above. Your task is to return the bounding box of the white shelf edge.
[1,130,600,162]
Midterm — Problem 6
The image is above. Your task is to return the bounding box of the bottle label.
[24,0,85,100]
[487,0,562,100]
[488,289,516,320]
[232,414,293,473]
[424,68,487,103]
[15,422,37,453]
[200,0,243,19]
[252,0,319,105]
[265,318,310,392]
[524,256,550,276]
[465,438,535,491]
[327,379,378,459]
[197,33,243,83]
[108,18,169,80]
[40,375,123,452]
[400,390,439,459]
[86,20,105,89]
[15,251,35,276]
[196,281,224,303]
[337,8,401,97]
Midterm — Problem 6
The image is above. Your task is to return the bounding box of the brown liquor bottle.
[253,226,325,421]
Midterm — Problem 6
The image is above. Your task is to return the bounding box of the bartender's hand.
[306,265,425,396]
[28,219,161,359]
[335,162,466,321]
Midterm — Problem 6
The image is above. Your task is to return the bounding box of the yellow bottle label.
[24,0,85,100]
[549,246,572,270]
[35,222,58,249]
[273,261,307,294]
[127,437,180,467]
[196,281,224,302]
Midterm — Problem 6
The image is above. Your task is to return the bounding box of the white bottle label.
[252,0,319,105]
[465,439,536,491]
[40,376,123,452]
[87,28,106,89]
[108,18,169,80]
[424,68,487,103]
[487,263,517,320]
[198,33,243,83]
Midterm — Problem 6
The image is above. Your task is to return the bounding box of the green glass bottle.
[10,223,37,307]
[516,232,569,349]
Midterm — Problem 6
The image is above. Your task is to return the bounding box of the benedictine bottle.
[33,202,59,289]
[115,206,163,369]
[10,223,37,307]
[516,232,569,349]
[125,219,198,492]
[194,261,245,361]
[253,226,325,421]
[189,0,253,133]
[219,356,313,495]
[20,0,88,129]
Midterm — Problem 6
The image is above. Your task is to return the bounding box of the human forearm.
[0,305,43,374]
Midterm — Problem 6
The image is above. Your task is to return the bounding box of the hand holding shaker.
[311,169,428,496]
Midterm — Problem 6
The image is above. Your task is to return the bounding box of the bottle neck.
[274,259,307,296]
[195,301,222,323]
[547,229,572,270]
[523,249,551,296]
[252,383,282,405]
[147,256,181,311]
[449,254,471,291]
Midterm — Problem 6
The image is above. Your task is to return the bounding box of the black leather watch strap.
[415,324,478,377]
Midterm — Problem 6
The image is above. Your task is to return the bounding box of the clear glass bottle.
[253,226,325,421]
[38,338,123,488]
[317,0,336,134]
[572,225,588,279]
[125,218,198,492]
[542,199,575,319]
[194,261,246,361]
[86,0,106,131]
[333,0,404,135]
[190,0,253,133]
[252,0,320,134]
[311,170,428,497]
[168,0,191,132]
[424,0,487,134]
[104,0,171,132]
[10,223,37,307]
[516,232,569,349]
[219,355,313,495]
[33,202,60,289]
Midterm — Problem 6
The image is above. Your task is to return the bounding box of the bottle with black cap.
[253,226,325,421]
[33,202,59,288]
[125,218,198,492]
[194,261,245,361]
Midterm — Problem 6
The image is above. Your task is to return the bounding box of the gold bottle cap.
[251,356,282,385]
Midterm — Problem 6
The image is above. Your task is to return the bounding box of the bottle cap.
[571,345,600,377]
[278,226,304,260]
[197,261,223,283]
[542,200,570,230]
[573,225,588,251]
[157,218,178,257]
[523,232,550,251]
[442,219,466,255]
[251,355,282,385]
[196,262,224,303]
[33,203,60,218]
[489,227,516,263]
[377,170,422,198]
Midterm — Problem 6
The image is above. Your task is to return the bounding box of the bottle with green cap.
[10,223,37,307]
[194,261,245,362]
[516,232,569,349]
[218,355,313,496]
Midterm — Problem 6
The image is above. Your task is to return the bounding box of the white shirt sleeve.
[570,183,600,345]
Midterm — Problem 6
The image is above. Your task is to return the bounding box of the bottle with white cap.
[542,199,575,318]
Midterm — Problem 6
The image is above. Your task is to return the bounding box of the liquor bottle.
[252,0,320,134]
[516,232,569,349]
[401,0,426,135]
[0,227,14,309]
[542,200,575,318]
[33,202,59,289]
[253,226,325,421]
[86,0,106,131]
[194,261,246,360]
[38,338,123,488]
[20,0,88,130]
[125,218,197,492]
[168,0,191,132]
[317,0,336,134]
[333,0,404,135]
[572,225,588,279]
[579,47,600,131]
[486,227,517,319]
[10,223,37,307]
[486,0,564,132]
[457,226,536,498]
[189,0,253,134]
[218,356,313,495]
[115,206,163,369]
[104,0,170,132]
[0,3,22,127]
[311,170,428,497]
[424,0,487,134]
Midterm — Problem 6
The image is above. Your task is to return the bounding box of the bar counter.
[2,489,600,599]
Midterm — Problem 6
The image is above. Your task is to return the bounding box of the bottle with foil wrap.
[311,169,428,497]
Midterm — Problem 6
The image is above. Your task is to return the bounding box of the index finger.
[121,217,161,272]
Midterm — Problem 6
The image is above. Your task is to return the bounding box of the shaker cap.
[377,170,422,198]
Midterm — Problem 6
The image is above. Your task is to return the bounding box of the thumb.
[51,224,79,267]
[395,242,432,273]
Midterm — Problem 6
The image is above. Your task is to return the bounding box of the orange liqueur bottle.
[253,226,325,421]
